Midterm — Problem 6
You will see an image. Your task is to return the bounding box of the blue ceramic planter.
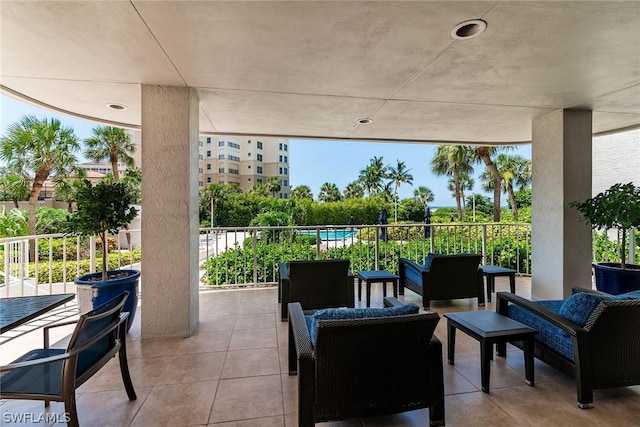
[75,269,140,332]
[592,262,640,295]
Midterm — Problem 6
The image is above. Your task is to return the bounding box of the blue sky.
[1,94,531,206]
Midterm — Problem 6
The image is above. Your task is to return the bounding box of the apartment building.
[198,136,291,198]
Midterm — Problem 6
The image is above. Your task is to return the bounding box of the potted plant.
[570,182,640,294]
[69,179,139,331]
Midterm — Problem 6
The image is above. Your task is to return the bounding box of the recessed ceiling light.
[451,19,487,40]
[356,118,373,125]
[107,103,127,110]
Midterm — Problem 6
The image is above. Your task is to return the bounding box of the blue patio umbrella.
[379,207,388,242]
[424,206,432,238]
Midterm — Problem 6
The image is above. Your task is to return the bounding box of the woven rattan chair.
[0,292,136,427]
[497,288,640,408]
[288,297,445,426]
[398,254,484,309]
[278,259,354,321]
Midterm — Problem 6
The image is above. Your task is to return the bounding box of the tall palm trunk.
[478,149,501,222]
[111,158,120,182]
[453,172,463,220]
[27,169,49,261]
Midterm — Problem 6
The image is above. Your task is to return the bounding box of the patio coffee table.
[481,265,516,302]
[444,310,537,393]
[356,270,399,308]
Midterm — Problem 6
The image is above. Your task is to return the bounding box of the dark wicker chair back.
[279,259,354,320]
[399,254,484,309]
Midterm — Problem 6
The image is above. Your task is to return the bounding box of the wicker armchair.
[278,259,354,321]
[288,297,445,426]
[398,254,484,309]
[497,288,640,408]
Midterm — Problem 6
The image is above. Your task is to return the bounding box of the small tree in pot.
[69,179,140,330]
[570,182,640,294]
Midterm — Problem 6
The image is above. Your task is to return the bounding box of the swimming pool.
[298,229,357,240]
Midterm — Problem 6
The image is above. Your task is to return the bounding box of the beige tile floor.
[1,277,639,426]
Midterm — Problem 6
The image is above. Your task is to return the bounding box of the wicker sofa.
[398,254,484,309]
[497,288,640,408]
[288,297,445,426]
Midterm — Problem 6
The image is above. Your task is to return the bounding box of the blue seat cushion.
[306,303,420,345]
[616,290,640,300]
[558,292,615,326]
[405,263,424,286]
[508,300,574,361]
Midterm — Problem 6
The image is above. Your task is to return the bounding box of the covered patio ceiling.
[1,1,639,144]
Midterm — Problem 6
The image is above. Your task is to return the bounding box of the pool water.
[298,229,356,240]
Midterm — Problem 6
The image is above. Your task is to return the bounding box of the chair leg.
[63,391,79,427]
[118,329,137,401]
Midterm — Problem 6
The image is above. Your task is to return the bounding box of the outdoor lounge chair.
[497,288,640,408]
[278,259,354,321]
[0,292,136,427]
[288,297,445,426]
[398,254,484,309]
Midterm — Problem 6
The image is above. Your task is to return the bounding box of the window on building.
[219,168,225,173]
[207,164,211,170]
[198,154,203,160]
[199,140,203,146]
[284,168,288,175]
[206,150,211,157]
[279,167,283,174]
[284,144,288,151]
[248,165,251,169]
[257,166,263,174]
[219,154,225,159]
[284,179,288,187]
[227,141,240,149]
[257,178,263,184]
[198,168,203,173]
[257,141,263,149]
[279,155,283,162]
[207,137,211,144]
[218,141,224,146]
[248,152,251,156]
[284,156,288,163]
[199,181,203,187]
[279,143,283,150]
[248,139,251,144]
[248,178,252,182]
[257,154,263,161]
[207,177,211,183]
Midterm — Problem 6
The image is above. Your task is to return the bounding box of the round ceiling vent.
[356,117,373,125]
[451,19,487,40]
[107,103,127,110]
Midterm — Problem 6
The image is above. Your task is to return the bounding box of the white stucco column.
[141,85,199,338]
[531,109,593,300]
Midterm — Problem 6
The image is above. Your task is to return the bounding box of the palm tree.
[447,173,474,218]
[84,126,136,182]
[388,160,414,221]
[358,156,388,197]
[53,169,87,212]
[266,176,281,197]
[0,116,80,243]
[431,145,474,220]
[318,182,342,202]
[481,154,531,221]
[200,183,227,226]
[290,185,313,200]
[343,181,364,199]
[473,146,514,222]
[0,169,30,208]
[250,183,269,197]
[413,186,435,209]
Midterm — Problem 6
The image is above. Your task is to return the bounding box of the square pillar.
[531,110,592,299]
[141,85,199,337]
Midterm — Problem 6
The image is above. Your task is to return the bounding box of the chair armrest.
[496,291,581,336]
[279,262,290,281]
[43,319,79,349]
[288,303,314,361]
[399,257,426,272]
[383,296,404,307]
[571,287,610,296]
[1,351,71,371]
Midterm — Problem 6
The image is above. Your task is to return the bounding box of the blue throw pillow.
[307,303,420,345]
[558,292,613,326]
[615,290,640,300]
